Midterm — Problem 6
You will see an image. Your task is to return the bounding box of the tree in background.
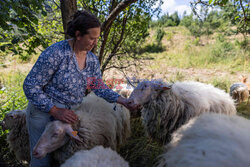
[0,0,48,57]
[0,0,163,74]
[191,0,249,49]
[151,11,180,27]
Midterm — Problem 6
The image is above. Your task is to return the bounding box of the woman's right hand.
[49,106,78,124]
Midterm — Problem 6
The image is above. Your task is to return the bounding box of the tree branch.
[101,13,128,73]
[101,0,137,32]
[239,0,247,24]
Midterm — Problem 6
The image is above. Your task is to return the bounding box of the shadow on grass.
[237,102,250,119]
[119,118,164,167]
[140,43,165,54]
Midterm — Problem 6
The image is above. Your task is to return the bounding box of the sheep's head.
[33,120,82,159]
[1,110,25,130]
[128,80,171,106]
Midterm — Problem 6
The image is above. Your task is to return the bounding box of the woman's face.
[76,27,100,51]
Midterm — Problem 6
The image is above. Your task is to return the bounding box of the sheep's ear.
[64,124,83,143]
[161,85,171,90]
[156,84,171,90]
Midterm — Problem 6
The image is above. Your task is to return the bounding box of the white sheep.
[61,145,129,167]
[128,80,236,143]
[0,110,30,163]
[230,83,249,104]
[156,112,250,167]
[33,92,130,164]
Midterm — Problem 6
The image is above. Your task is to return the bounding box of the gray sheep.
[128,80,236,143]
[0,110,30,163]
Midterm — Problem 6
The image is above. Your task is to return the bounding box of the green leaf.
[235,16,239,20]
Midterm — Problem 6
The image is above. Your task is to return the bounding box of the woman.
[23,10,137,167]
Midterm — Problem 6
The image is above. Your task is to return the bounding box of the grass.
[142,26,249,73]
[237,102,250,119]
[119,118,164,167]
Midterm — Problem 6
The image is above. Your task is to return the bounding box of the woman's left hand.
[117,96,141,117]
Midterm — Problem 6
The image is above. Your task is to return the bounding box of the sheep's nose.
[127,98,135,105]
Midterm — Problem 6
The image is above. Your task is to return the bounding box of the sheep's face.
[129,81,171,105]
[1,110,25,130]
[33,121,68,159]
[33,121,82,159]
[33,120,82,159]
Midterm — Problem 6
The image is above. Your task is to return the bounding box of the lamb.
[128,80,236,143]
[0,110,30,163]
[156,112,250,167]
[33,92,130,164]
[61,145,129,167]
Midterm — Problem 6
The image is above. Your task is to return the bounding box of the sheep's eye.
[52,132,59,138]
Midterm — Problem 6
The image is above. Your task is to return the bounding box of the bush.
[156,28,165,45]
[140,43,165,53]
[211,35,234,59]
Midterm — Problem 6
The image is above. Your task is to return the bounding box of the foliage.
[151,12,180,27]
[210,0,249,35]
[89,0,163,71]
[139,28,165,54]
[192,0,249,49]
[0,0,49,58]
[155,28,165,44]
[180,7,222,38]
[140,43,165,53]
[211,34,235,60]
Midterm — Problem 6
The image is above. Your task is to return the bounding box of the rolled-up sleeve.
[90,56,120,103]
[23,47,62,112]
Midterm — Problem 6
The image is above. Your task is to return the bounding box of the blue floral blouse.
[23,40,120,113]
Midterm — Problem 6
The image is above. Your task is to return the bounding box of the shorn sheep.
[128,80,236,143]
[33,92,130,164]
[0,110,30,163]
[156,112,250,167]
[61,145,129,167]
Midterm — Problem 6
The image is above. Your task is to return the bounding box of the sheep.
[128,80,236,143]
[33,92,130,164]
[156,112,250,167]
[61,145,129,167]
[230,83,249,104]
[0,110,30,163]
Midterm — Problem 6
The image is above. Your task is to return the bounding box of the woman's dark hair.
[67,10,101,38]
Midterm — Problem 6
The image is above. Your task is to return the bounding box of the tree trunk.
[60,0,77,39]
[98,0,138,64]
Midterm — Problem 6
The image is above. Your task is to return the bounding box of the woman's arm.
[23,45,62,113]
[89,53,139,112]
